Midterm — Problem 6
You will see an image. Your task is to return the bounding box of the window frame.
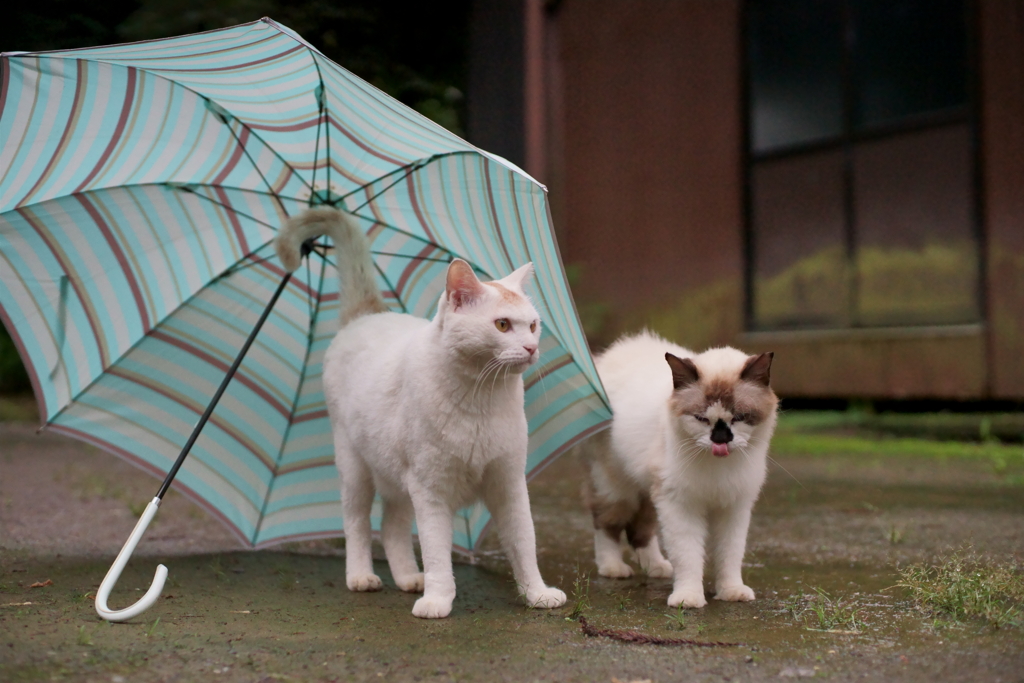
[741,0,984,332]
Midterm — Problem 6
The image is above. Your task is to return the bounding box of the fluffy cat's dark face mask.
[665,351,778,458]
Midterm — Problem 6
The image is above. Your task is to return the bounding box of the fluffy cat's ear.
[446,259,484,310]
[501,262,535,291]
[740,352,774,387]
[665,353,700,390]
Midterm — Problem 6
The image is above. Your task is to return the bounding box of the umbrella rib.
[6,181,303,215]
[311,53,332,199]
[42,241,285,426]
[346,212,476,272]
[253,257,327,543]
[6,53,315,203]
[370,251,452,264]
[168,184,289,233]
[308,54,325,204]
[219,116,289,215]
[336,151,477,207]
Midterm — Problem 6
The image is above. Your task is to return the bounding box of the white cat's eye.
[530,321,537,333]
[694,415,710,424]
[732,413,747,424]
[495,318,511,332]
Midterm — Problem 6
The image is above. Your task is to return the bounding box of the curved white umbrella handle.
[95,497,167,622]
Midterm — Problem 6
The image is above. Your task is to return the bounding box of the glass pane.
[752,150,849,329]
[853,124,978,325]
[748,0,844,154]
[853,0,968,128]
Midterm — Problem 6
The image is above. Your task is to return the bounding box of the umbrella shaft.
[156,271,293,500]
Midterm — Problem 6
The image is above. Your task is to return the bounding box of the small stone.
[779,667,816,678]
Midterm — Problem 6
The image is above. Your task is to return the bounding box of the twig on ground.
[577,616,742,648]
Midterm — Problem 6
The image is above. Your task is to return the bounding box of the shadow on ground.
[2,408,1023,682]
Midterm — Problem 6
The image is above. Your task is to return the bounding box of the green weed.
[566,569,590,621]
[664,605,687,630]
[209,557,226,581]
[806,587,863,631]
[782,588,863,632]
[895,549,1024,629]
[76,625,92,646]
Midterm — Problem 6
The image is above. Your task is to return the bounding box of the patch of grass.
[895,549,1024,629]
[566,569,590,621]
[76,625,92,646]
[806,587,863,631]
[0,394,37,422]
[780,588,863,632]
[773,411,1024,484]
[663,605,687,630]
[209,556,226,581]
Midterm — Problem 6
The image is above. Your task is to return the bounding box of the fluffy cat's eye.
[495,318,511,332]
[694,415,710,424]
[732,413,747,424]
[530,321,538,333]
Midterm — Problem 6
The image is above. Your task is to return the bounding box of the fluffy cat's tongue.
[711,442,730,457]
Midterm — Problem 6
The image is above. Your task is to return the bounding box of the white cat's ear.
[740,352,774,387]
[501,262,534,291]
[665,353,700,390]
[446,259,484,310]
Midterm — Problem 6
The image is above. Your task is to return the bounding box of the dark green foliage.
[0,323,31,394]
[0,0,470,136]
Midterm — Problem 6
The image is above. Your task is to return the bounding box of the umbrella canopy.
[0,18,610,553]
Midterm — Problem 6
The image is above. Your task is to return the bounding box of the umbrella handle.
[95,497,167,622]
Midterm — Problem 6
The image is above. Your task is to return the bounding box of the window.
[745,0,978,330]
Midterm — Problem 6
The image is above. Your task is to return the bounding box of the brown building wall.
[549,0,1024,399]
[981,0,1024,398]
[555,0,745,353]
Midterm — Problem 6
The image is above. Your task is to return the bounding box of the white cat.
[276,207,566,619]
[581,331,777,608]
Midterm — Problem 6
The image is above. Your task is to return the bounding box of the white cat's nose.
[523,344,537,356]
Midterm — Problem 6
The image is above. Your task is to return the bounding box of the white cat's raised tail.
[275,208,566,618]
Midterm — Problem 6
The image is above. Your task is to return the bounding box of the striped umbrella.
[0,18,610,619]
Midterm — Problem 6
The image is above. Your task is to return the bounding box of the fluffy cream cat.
[581,331,778,608]
[276,207,565,619]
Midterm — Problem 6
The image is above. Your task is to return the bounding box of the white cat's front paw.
[715,584,755,602]
[597,560,634,579]
[645,559,674,579]
[667,586,707,609]
[346,573,383,592]
[394,572,425,593]
[525,587,566,609]
[412,595,453,619]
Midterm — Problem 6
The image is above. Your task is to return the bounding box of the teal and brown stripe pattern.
[0,19,610,552]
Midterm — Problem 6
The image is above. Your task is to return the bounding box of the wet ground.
[2,406,1023,682]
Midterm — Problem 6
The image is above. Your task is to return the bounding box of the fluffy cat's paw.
[412,595,453,619]
[597,561,634,579]
[667,587,707,609]
[645,559,674,579]
[715,584,755,602]
[394,573,425,593]
[346,573,384,592]
[525,587,566,609]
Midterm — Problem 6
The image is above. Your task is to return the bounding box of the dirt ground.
[1,409,1023,683]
